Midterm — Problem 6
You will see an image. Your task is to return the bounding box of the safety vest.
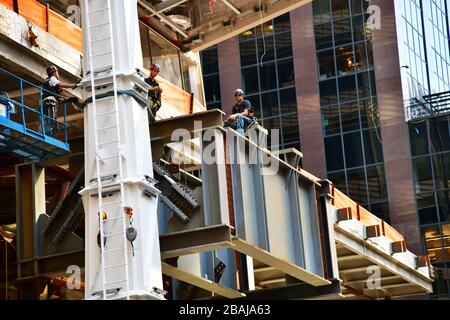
[43,77,62,99]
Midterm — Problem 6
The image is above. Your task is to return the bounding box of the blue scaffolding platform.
[0,67,70,161]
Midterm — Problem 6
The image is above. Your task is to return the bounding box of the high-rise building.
[200,0,450,298]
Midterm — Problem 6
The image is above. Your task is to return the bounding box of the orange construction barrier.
[0,0,14,11]
[5,0,83,53]
[48,9,82,52]
[18,0,47,31]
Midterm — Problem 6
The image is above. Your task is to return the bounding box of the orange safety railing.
[1,0,82,52]
[332,186,406,246]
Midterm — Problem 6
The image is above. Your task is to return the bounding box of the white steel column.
[80,0,163,299]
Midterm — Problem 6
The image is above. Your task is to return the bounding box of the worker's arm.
[57,81,78,89]
[240,108,250,116]
[148,85,163,93]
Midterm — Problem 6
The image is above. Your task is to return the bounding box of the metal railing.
[0,66,69,146]
[406,93,450,122]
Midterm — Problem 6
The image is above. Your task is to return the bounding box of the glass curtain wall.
[238,13,300,150]
[410,115,450,297]
[139,22,188,90]
[200,46,222,109]
[313,0,390,221]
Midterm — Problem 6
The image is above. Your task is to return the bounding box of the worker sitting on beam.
[224,89,257,134]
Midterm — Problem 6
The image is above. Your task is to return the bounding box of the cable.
[258,0,266,67]
[5,240,7,300]
[369,97,382,144]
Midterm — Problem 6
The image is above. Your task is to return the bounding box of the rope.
[258,0,266,67]
[5,240,7,300]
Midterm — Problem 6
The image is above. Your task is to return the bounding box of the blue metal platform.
[0,67,70,161]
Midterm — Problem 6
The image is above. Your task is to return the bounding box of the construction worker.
[145,63,163,123]
[224,89,256,134]
[42,65,78,136]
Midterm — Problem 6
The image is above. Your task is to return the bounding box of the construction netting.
[0,0,82,52]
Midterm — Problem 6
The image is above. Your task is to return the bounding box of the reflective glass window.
[413,156,434,193]
[347,167,368,204]
[343,131,364,167]
[325,135,344,171]
[322,106,341,135]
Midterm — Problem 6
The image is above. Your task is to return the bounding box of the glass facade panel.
[433,153,450,191]
[275,32,293,59]
[332,0,350,20]
[313,0,332,25]
[325,135,344,171]
[333,17,352,46]
[343,131,364,168]
[410,115,450,296]
[149,31,182,89]
[261,91,279,118]
[335,45,355,76]
[242,67,259,95]
[340,102,360,132]
[430,117,450,153]
[370,201,391,222]
[328,170,347,192]
[281,115,300,145]
[315,22,334,50]
[413,156,434,193]
[313,0,388,217]
[318,50,336,80]
[338,75,357,101]
[279,88,297,114]
[240,40,258,66]
[366,165,387,202]
[417,193,440,225]
[320,79,339,105]
[422,225,446,262]
[322,106,341,135]
[438,190,450,223]
[410,121,430,156]
[347,167,368,204]
[203,74,221,104]
[277,60,295,88]
[200,46,221,109]
[259,63,277,91]
[237,13,300,150]
[363,129,383,165]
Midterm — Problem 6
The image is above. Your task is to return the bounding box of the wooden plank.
[161,262,245,299]
[231,238,330,287]
[51,276,85,292]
